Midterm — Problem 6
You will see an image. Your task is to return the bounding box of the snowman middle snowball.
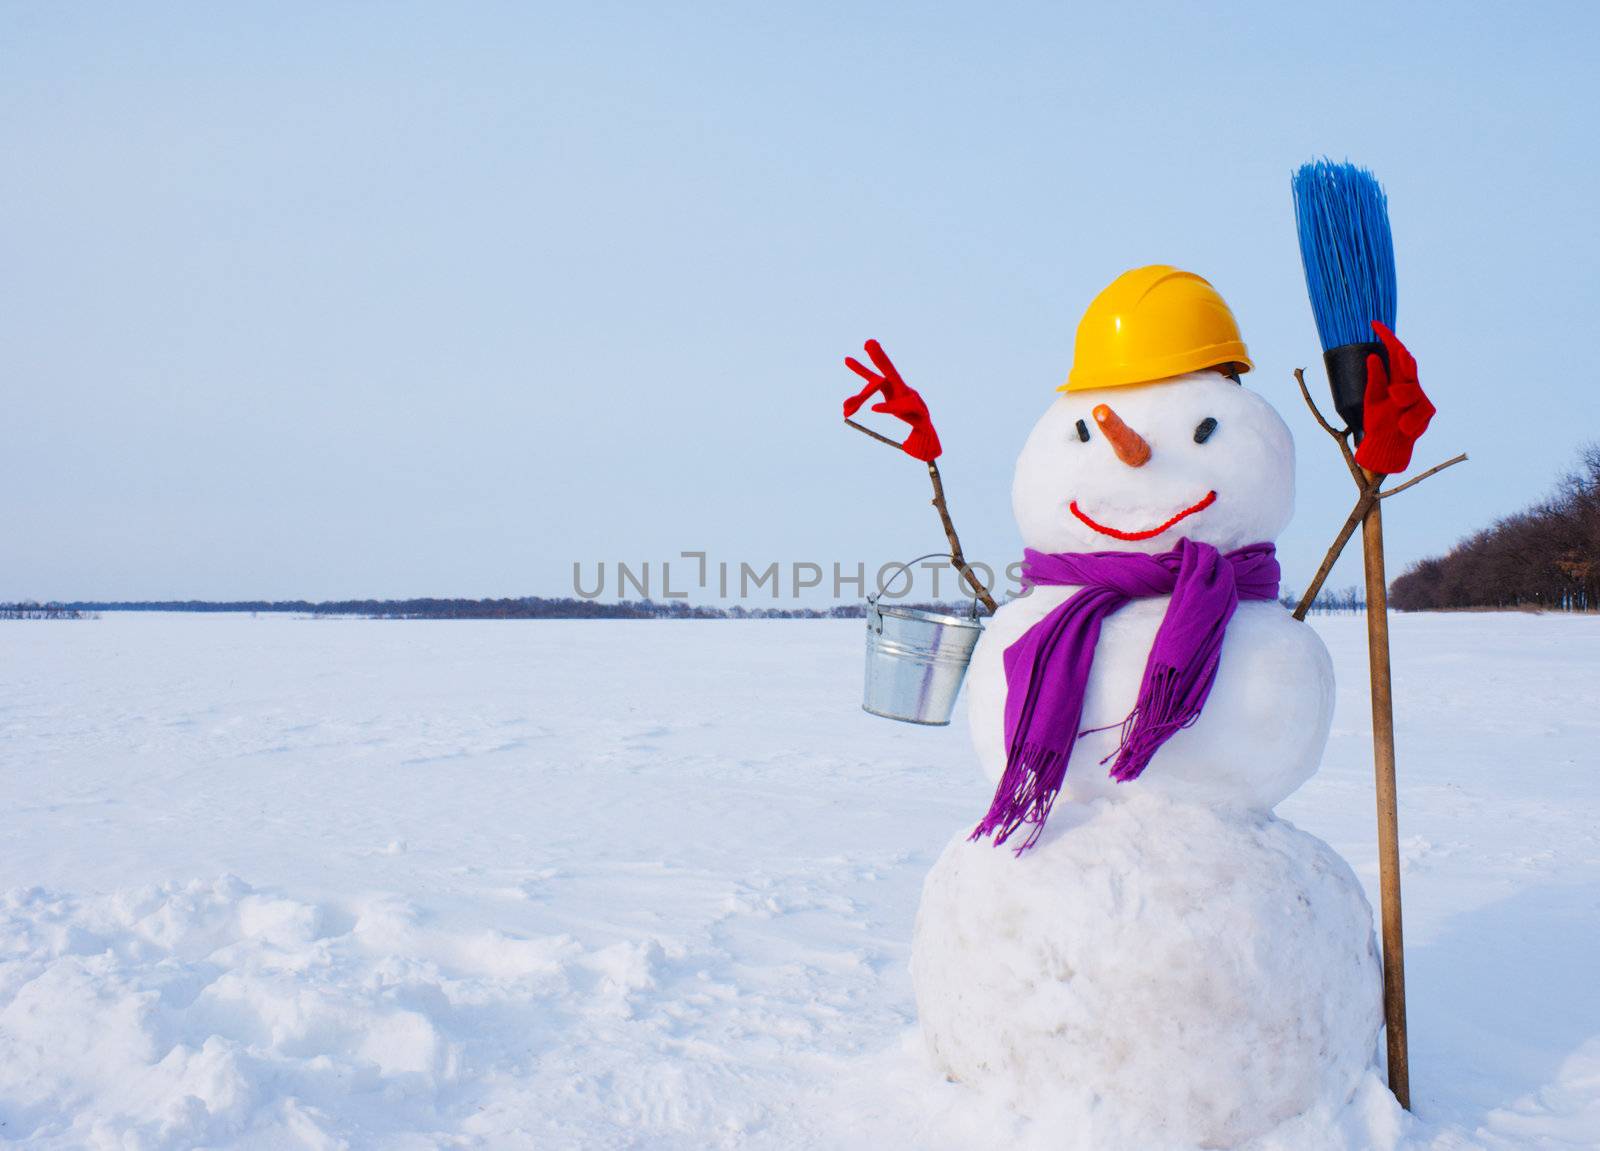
[964,372,1335,812]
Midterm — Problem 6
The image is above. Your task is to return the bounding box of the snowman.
[911,267,1384,1148]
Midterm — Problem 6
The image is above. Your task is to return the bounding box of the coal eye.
[1075,419,1090,442]
[1194,417,1218,444]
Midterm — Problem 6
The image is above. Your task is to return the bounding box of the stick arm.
[845,418,999,613]
[1290,369,1467,615]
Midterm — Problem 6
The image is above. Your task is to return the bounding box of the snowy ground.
[2,612,1597,1150]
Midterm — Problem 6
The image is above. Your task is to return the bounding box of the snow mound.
[0,875,745,1150]
[911,794,1386,1149]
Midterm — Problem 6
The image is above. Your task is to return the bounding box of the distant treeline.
[44,597,980,620]
[14,589,1379,620]
[0,603,93,620]
[1391,443,1599,612]
[1279,586,1366,615]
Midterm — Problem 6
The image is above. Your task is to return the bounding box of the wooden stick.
[1293,452,1464,616]
[1295,366,1346,440]
[1295,368,1364,485]
[1292,367,1443,1108]
[1293,484,1380,620]
[844,417,904,451]
[928,460,999,613]
[1290,369,1466,616]
[1380,453,1468,500]
[1361,469,1410,1109]
[845,418,998,612]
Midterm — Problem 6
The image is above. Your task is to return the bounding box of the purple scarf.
[972,539,1280,851]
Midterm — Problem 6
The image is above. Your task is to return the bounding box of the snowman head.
[1012,371,1294,554]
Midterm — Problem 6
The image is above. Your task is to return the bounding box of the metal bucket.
[861,556,984,726]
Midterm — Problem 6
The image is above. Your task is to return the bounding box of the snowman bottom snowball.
[912,796,1383,1148]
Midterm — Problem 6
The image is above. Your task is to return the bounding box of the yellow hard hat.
[1062,265,1253,392]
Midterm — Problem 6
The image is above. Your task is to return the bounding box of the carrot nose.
[1092,404,1151,468]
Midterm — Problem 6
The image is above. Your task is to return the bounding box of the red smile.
[1069,491,1218,541]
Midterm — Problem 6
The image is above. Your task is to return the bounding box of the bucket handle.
[867,552,984,633]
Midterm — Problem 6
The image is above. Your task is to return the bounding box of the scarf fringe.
[970,743,1069,853]
[1102,666,1205,782]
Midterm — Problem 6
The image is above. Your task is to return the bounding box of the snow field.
[2,612,1598,1148]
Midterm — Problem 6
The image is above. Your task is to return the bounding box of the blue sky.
[4,2,1596,601]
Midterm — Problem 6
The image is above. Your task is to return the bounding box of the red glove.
[843,339,942,462]
[1354,321,1435,475]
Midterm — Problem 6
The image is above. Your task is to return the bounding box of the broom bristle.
[1292,160,1397,352]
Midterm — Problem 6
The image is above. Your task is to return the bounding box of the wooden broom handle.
[1290,370,1465,1112]
[1361,469,1410,1109]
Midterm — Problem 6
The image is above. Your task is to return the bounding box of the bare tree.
[1392,443,1599,612]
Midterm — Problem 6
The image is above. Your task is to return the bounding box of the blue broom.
[1291,160,1396,439]
[1291,156,1413,1111]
